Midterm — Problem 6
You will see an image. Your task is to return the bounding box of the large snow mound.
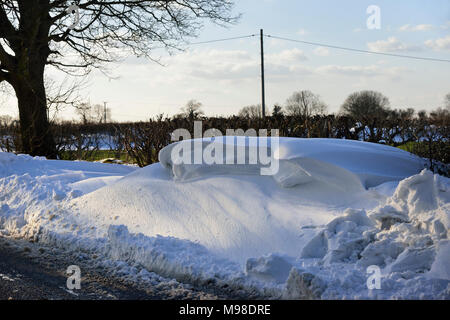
[71,138,423,264]
[159,137,425,190]
[72,163,345,264]
[0,138,448,299]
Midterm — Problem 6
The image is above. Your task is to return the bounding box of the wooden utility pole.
[103,102,107,124]
[260,29,266,119]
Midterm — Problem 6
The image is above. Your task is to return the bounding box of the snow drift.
[159,137,425,190]
[73,138,422,264]
[0,138,448,299]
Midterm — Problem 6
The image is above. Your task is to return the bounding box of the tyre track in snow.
[0,237,223,300]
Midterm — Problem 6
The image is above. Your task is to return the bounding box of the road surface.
[0,237,256,300]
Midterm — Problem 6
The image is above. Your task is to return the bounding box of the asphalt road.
[0,237,170,300]
[0,237,260,300]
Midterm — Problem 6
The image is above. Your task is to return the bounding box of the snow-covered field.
[0,138,449,299]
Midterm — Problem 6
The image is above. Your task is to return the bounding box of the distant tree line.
[0,90,449,176]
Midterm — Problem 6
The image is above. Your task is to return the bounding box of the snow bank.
[283,169,450,299]
[300,209,375,264]
[0,152,136,239]
[106,225,243,283]
[429,241,450,280]
[0,151,134,181]
[0,138,448,299]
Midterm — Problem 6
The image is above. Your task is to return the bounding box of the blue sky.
[1,0,450,121]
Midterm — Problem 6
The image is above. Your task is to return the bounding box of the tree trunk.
[2,1,57,159]
[13,72,57,158]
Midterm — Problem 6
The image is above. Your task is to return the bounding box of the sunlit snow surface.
[0,138,449,299]
[159,137,425,189]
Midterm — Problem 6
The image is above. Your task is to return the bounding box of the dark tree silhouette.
[341,90,390,142]
[238,104,266,119]
[272,104,283,118]
[0,0,237,157]
[176,99,204,120]
[284,90,327,118]
[284,90,327,138]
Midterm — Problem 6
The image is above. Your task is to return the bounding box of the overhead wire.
[265,34,450,63]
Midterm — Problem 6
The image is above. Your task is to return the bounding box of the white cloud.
[297,29,308,36]
[129,48,309,84]
[414,24,433,31]
[266,48,308,63]
[313,47,330,56]
[317,65,381,77]
[267,38,285,47]
[399,24,433,32]
[367,37,422,52]
[315,65,408,78]
[425,35,450,51]
[135,48,409,85]
[172,50,257,80]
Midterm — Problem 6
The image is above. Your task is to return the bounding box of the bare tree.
[272,104,283,118]
[0,1,238,157]
[75,101,111,124]
[93,103,112,123]
[410,108,450,172]
[238,104,266,119]
[340,90,390,142]
[45,76,85,122]
[445,93,450,110]
[75,102,92,125]
[341,90,389,119]
[176,99,204,120]
[284,90,327,117]
[284,90,327,137]
[0,113,13,124]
